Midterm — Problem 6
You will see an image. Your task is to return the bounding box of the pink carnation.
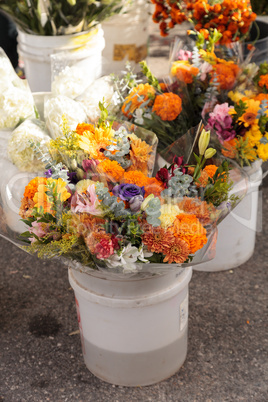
[206,103,236,144]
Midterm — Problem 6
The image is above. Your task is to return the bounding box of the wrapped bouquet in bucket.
[0,101,247,385]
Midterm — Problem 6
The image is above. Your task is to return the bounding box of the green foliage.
[203,160,233,206]
[233,100,247,118]
[139,61,162,92]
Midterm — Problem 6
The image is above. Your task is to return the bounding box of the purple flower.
[67,171,79,184]
[112,183,145,201]
[44,169,52,178]
[129,195,144,212]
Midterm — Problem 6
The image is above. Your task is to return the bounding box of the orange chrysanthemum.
[121,84,156,118]
[128,135,153,175]
[152,93,182,121]
[97,159,125,183]
[162,237,190,264]
[171,60,199,84]
[19,197,35,219]
[142,225,174,254]
[173,213,207,254]
[179,197,215,226]
[258,74,268,90]
[254,93,268,103]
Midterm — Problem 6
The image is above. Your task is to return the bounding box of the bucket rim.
[68,266,192,308]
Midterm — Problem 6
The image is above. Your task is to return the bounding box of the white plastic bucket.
[69,266,192,386]
[17,27,105,92]
[102,0,149,75]
[194,161,263,272]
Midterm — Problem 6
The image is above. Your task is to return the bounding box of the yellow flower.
[244,125,262,147]
[239,99,260,127]
[33,178,70,214]
[48,178,71,203]
[79,126,114,160]
[228,91,247,103]
[257,135,268,161]
[159,204,182,229]
[198,129,210,156]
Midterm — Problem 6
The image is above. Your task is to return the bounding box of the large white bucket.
[101,0,149,75]
[69,266,192,386]
[194,162,263,272]
[17,28,105,92]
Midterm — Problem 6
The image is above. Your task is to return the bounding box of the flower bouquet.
[0,107,248,276]
[151,0,256,45]
[204,62,268,167]
[0,0,125,35]
[109,29,242,151]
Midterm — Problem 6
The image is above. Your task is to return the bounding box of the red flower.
[155,167,170,188]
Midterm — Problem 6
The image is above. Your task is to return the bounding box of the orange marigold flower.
[213,62,240,90]
[23,177,48,200]
[221,139,238,159]
[254,93,268,103]
[152,92,182,121]
[258,74,268,90]
[171,60,199,84]
[121,84,156,118]
[173,213,207,254]
[187,167,209,188]
[203,164,218,179]
[162,237,190,264]
[97,159,125,183]
[123,170,150,187]
[142,225,174,254]
[76,123,95,136]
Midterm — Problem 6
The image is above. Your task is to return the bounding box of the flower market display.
[151,0,256,45]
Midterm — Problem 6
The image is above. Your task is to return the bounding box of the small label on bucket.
[180,293,188,332]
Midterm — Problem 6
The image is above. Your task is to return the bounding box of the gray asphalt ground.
[1,18,268,402]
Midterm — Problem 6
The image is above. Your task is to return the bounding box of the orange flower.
[78,125,114,160]
[162,237,190,264]
[213,62,240,90]
[179,197,215,226]
[173,213,207,254]
[171,60,199,84]
[144,177,165,198]
[121,84,156,118]
[128,134,153,175]
[187,166,209,188]
[76,123,95,136]
[23,177,48,200]
[97,159,125,183]
[239,99,260,127]
[19,197,35,219]
[258,74,268,90]
[152,93,182,121]
[123,170,150,187]
[221,139,238,159]
[142,225,174,254]
[85,229,111,253]
[70,213,105,237]
[203,164,218,179]
[254,93,268,103]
